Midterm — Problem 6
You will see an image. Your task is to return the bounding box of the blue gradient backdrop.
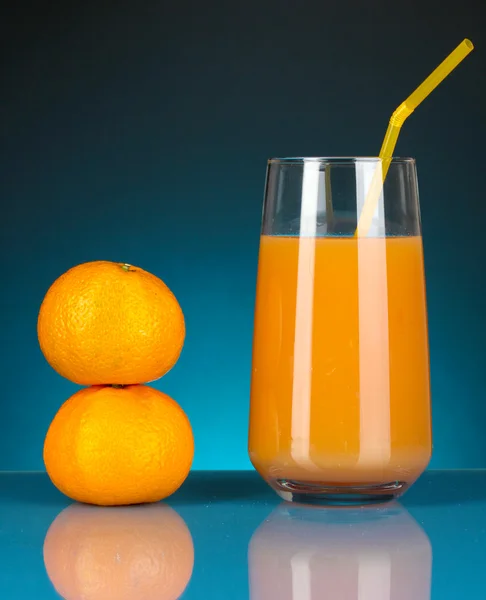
[1,1,485,470]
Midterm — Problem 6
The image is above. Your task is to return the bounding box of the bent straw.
[355,39,474,237]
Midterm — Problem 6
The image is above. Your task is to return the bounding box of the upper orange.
[37,261,185,385]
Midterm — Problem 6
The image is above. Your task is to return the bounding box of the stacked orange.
[38,261,194,506]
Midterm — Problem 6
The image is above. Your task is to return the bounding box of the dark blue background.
[1,0,485,470]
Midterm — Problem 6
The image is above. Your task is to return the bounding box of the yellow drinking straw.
[355,39,474,237]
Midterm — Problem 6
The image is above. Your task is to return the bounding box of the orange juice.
[249,235,432,493]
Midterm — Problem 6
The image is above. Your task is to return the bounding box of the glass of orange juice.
[249,157,432,504]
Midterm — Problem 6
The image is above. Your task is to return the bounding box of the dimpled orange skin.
[43,385,194,506]
[43,502,194,600]
[37,261,185,385]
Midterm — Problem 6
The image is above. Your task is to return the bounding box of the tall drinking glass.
[249,157,432,504]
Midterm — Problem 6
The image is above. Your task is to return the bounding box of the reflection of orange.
[44,385,194,505]
[43,503,194,600]
[37,261,185,385]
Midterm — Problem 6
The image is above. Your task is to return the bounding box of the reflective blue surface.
[1,470,485,598]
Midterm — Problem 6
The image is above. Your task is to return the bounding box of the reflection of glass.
[43,503,194,600]
[249,502,432,600]
[249,158,432,504]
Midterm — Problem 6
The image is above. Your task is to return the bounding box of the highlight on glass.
[248,157,432,504]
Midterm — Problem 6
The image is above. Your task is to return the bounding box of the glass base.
[272,479,407,506]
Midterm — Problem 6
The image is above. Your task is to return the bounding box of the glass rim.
[268,156,415,165]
